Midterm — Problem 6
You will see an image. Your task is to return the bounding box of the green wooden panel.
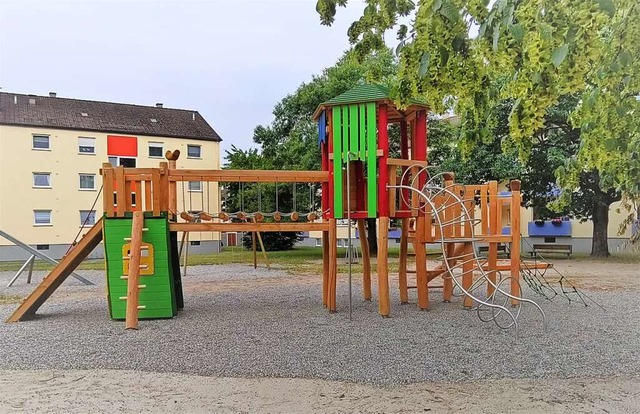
[341,105,349,162]
[103,216,177,320]
[348,104,358,158]
[366,102,377,217]
[359,104,366,161]
[332,106,343,218]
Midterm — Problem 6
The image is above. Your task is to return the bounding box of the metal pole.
[6,255,35,287]
[26,255,35,284]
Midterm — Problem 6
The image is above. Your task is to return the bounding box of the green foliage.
[241,231,302,251]
[318,0,640,252]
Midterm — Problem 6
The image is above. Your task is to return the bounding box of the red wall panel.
[107,135,138,157]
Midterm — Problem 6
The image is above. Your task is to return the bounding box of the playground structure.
[7,84,549,334]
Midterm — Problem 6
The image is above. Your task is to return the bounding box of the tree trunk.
[366,218,378,256]
[591,201,610,257]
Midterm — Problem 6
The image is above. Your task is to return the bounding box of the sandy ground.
[1,369,638,413]
[1,257,639,413]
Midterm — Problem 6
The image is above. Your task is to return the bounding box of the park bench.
[477,244,509,258]
[531,244,572,258]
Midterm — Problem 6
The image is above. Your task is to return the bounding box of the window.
[36,244,50,250]
[33,172,51,188]
[78,137,96,154]
[187,144,201,158]
[32,135,50,150]
[544,237,556,243]
[108,157,136,167]
[34,210,52,225]
[315,238,322,247]
[149,142,164,158]
[80,210,96,226]
[190,241,201,246]
[79,174,96,190]
[188,181,202,192]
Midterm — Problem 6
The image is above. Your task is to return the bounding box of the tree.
[317,0,640,255]
[238,50,398,255]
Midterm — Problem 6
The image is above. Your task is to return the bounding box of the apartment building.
[0,92,222,261]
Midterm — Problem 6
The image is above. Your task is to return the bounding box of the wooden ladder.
[121,211,146,330]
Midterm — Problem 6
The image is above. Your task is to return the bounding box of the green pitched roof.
[324,84,392,105]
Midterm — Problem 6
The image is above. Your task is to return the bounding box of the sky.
[0,0,368,155]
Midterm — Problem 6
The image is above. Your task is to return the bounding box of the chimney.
[49,92,57,98]
[192,112,195,121]
[13,95,17,104]
[28,97,36,105]
[156,103,163,108]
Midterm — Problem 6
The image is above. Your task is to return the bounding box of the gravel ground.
[0,264,639,385]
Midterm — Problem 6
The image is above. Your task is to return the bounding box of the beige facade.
[0,124,220,260]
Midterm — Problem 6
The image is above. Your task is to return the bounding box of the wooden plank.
[124,180,133,212]
[159,162,169,213]
[398,217,409,304]
[414,216,429,310]
[328,218,337,312]
[341,105,349,162]
[481,184,489,236]
[125,211,144,329]
[168,169,329,183]
[102,163,114,218]
[168,160,178,218]
[6,219,103,322]
[169,222,330,232]
[349,104,358,156]
[386,158,428,167]
[388,167,397,216]
[333,106,344,218]
[152,169,161,217]
[144,180,152,213]
[487,181,499,296]
[366,102,377,217]
[358,104,366,161]
[357,219,371,301]
[134,181,141,212]
[510,180,522,306]
[462,242,474,308]
[115,166,126,217]
[377,216,391,316]
[322,231,329,306]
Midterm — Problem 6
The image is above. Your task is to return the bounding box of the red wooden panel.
[107,135,138,156]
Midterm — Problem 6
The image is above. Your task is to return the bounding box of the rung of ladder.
[137,305,146,310]
[123,237,132,242]
[121,276,128,279]
[119,296,127,300]
[138,284,146,289]
[139,265,148,269]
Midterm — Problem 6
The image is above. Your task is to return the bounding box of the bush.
[242,231,302,251]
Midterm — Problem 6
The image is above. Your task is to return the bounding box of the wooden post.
[398,217,409,304]
[252,232,257,269]
[115,166,126,217]
[487,181,499,297]
[322,230,329,306]
[378,216,391,316]
[400,120,410,210]
[357,219,371,301]
[377,104,389,217]
[510,180,522,306]
[442,173,455,303]
[328,218,338,312]
[462,242,474,308]
[102,163,114,217]
[125,211,144,330]
[414,215,429,310]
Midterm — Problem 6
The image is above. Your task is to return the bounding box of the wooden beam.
[386,158,428,167]
[357,219,371,301]
[168,169,329,183]
[125,212,144,330]
[398,217,409,304]
[7,219,103,322]
[169,222,330,232]
[378,216,391,316]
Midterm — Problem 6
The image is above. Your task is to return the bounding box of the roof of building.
[0,92,221,142]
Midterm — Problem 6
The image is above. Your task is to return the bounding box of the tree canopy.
[317,0,640,254]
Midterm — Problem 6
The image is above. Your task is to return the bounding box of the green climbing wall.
[332,102,377,218]
[103,213,177,320]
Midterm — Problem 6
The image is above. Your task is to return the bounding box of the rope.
[65,184,103,254]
